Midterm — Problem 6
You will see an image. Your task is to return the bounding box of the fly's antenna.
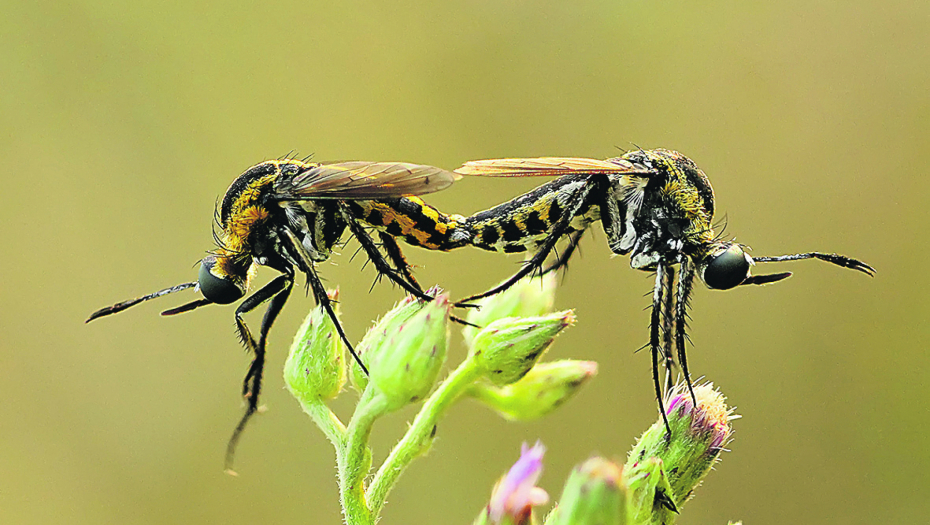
[86,282,199,322]
[752,252,875,276]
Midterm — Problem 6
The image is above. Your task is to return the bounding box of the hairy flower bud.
[367,294,451,411]
[350,292,429,391]
[463,273,557,344]
[470,311,575,386]
[624,382,737,520]
[547,456,628,525]
[284,290,346,401]
[469,360,597,420]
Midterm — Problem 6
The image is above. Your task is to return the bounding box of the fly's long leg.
[753,252,875,276]
[676,258,697,406]
[340,205,434,302]
[661,265,676,393]
[457,180,596,305]
[281,229,368,375]
[378,231,422,292]
[378,224,475,326]
[542,229,585,275]
[226,272,293,471]
[652,262,671,434]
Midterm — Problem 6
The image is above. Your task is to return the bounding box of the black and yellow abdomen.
[346,196,471,251]
[466,175,599,254]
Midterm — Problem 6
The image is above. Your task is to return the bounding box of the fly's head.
[694,242,792,290]
[197,254,251,304]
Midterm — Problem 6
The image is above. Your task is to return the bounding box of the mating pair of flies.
[88,149,874,465]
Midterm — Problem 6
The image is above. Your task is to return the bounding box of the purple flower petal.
[488,442,549,524]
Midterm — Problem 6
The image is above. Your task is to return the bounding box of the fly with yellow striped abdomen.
[452,149,874,431]
[86,158,463,468]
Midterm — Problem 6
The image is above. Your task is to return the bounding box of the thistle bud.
[350,292,428,391]
[283,290,345,402]
[624,382,736,517]
[469,360,597,421]
[366,294,451,411]
[470,311,575,386]
[475,442,548,525]
[546,457,628,525]
[463,273,557,344]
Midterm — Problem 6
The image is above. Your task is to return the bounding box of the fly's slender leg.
[458,179,597,304]
[661,265,676,393]
[652,262,671,434]
[676,258,698,406]
[542,229,585,275]
[281,229,367,375]
[753,252,875,275]
[226,273,293,470]
[340,205,434,302]
[378,222,476,326]
[378,231,422,292]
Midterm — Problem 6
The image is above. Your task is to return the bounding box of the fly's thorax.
[616,149,718,269]
[217,160,303,258]
[621,149,715,217]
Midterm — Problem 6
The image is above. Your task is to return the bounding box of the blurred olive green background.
[3,1,928,524]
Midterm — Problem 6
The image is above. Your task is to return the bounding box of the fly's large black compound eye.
[199,256,245,304]
[703,245,751,290]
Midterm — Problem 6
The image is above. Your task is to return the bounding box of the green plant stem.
[367,358,482,515]
[297,397,348,453]
[339,386,389,525]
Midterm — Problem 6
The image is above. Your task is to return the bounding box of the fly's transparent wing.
[277,162,460,200]
[454,157,650,177]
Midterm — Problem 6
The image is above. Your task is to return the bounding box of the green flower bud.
[470,311,575,386]
[283,289,346,402]
[469,360,597,421]
[623,457,677,524]
[463,273,557,344]
[350,293,426,391]
[623,382,736,520]
[367,294,451,411]
[546,456,629,525]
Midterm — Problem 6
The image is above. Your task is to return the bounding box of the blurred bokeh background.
[3,1,928,523]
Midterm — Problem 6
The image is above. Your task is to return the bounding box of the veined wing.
[454,157,651,177]
[277,162,460,200]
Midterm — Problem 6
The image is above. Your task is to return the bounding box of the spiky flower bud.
[283,290,346,402]
[350,292,429,391]
[469,360,597,421]
[546,456,628,525]
[366,294,451,411]
[470,311,575,386]
[624,382,736,520]
[463,273,557,344]
[475,442,548,525]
